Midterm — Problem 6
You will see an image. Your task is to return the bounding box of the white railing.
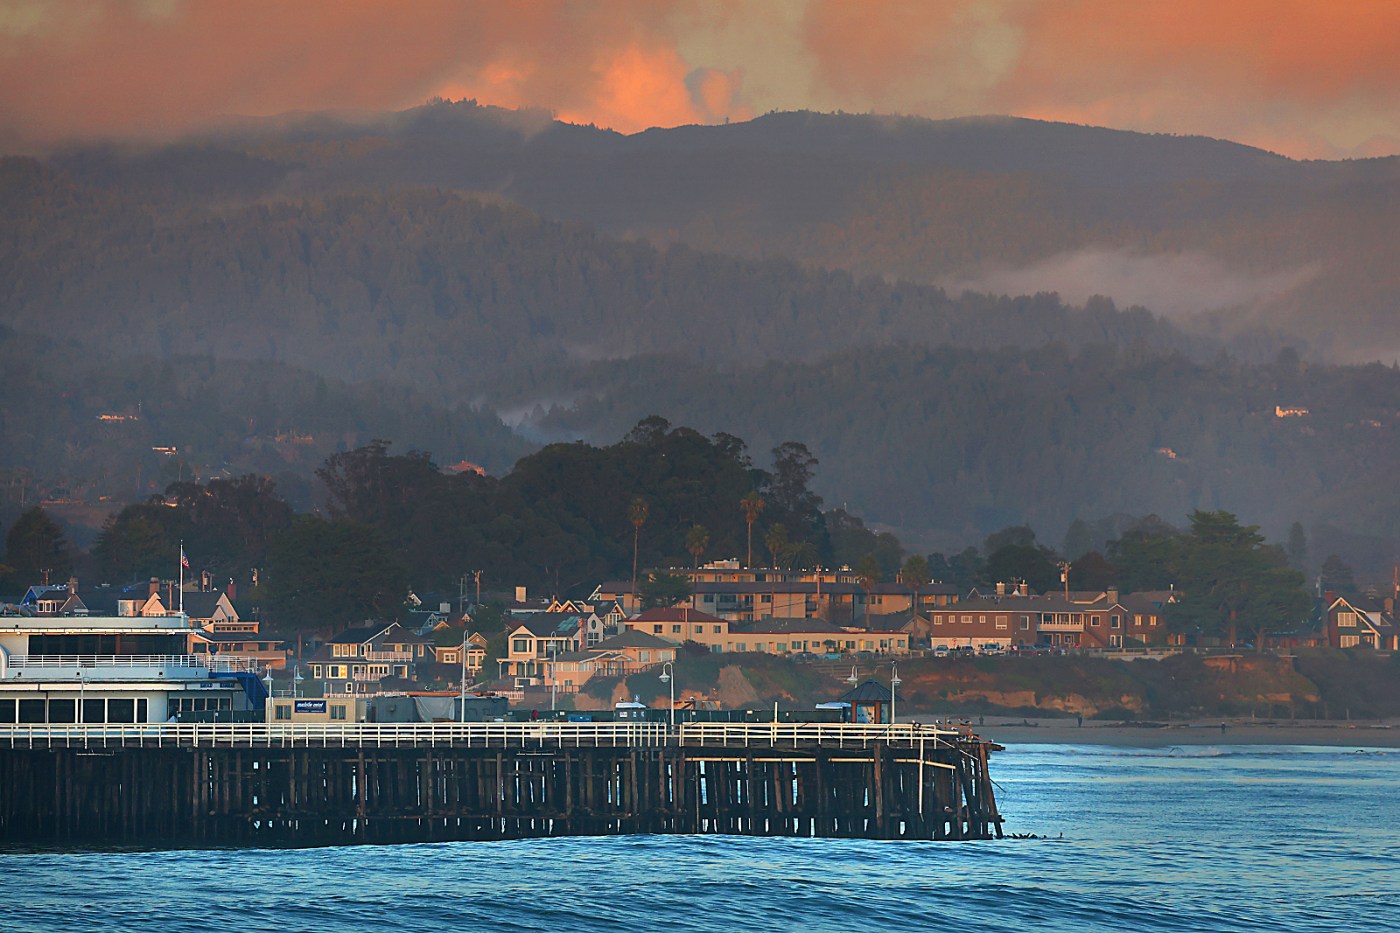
[4,654,257,673]
[677,722,963,750]
[0,721,669,749]
[0,720,973,751]
[363,651,413,662]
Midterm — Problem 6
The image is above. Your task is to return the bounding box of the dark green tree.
[1286,522,1308,569]
[740,492,765,568]
[1071,551,1118,591]
[262,516,408,636]
[984,543,1059,594]
[685,524,710,569]
[639,572,692,609]
[1319,555,1357,597]
[855,553,882,628]
[4,507,72,585]
[1167,511,1309,648]
[92,507,172,582]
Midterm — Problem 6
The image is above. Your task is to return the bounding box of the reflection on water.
[2,745,1397,932]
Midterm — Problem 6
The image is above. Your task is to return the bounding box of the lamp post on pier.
[459,635,468,723]
[550,643,559,712]
[890,661,901,726]
[658,661,676,727]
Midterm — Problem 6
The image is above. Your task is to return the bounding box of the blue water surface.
[3,744,1397,932]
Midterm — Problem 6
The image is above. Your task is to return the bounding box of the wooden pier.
[0,722,1002,847]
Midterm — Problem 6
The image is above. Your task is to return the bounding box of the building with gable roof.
[307,621,433,695]
[1325,594,1400,650]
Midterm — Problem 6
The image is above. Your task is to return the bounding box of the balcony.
[1,654,257,681]
[363,650,413,662]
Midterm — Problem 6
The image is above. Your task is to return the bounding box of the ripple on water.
[2,746,1398,933]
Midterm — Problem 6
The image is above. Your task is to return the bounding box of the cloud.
[950,248,1315,319]
[2,0,1399,158]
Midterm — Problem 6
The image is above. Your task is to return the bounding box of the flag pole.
[179,540,186,614]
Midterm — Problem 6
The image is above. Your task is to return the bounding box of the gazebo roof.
[837,679,897,704]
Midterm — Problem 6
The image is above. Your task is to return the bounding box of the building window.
[1336,611,1357,628]
[331,705,347,721]
[1091,616,1101,627]
[713,625,723,634]
[672,624,682,634]
[1113,617,1123,629]
[275,705,291,721]
[1111,615,1121,629]
[996,615,1007,629]
[653,624,663,634]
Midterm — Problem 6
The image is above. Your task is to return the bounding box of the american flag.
[180,547,190,569]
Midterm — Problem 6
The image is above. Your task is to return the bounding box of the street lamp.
[658,661,676,727]
[847,665,859,686]
[459,636,468,723]
[550,643,559,712]
[890,661,901,726]
[293,664,304,699]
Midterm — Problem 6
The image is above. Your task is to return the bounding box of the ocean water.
[3,744,1397,932]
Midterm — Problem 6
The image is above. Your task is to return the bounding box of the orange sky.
[3,0,1399,158]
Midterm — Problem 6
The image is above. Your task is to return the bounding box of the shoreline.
[965,717,1400,748]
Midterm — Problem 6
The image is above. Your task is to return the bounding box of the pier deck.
[0,723,1002,847]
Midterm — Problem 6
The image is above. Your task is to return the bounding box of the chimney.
[996,581,1006,596]
[149,577,160,598]
[515,585,527,603]
[226,579,237,602]
[67,576,78,596]
[1107,588,1119,605]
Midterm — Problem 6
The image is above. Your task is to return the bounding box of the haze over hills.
[4,103,1400,576]
[37,101,1400,360]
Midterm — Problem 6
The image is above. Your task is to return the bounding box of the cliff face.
[574,651,1395,719]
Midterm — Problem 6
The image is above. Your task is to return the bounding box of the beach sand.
[966,717,1400,749]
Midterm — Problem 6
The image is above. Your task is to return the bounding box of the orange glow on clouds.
[2,0,1399,158]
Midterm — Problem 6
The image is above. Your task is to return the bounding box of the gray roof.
[596,629,675,650]
[732,616,847,635]
[837,680,897,704]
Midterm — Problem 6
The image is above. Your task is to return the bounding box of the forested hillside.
[5,104,1400,576]
[28,102,1400,359]
[0,328,530,519]
[528,345,1400,567]
[0,157,1196,398]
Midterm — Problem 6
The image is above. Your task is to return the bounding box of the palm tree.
[855,554,881,629]
[628,497,649,613]
[764,523,789,618]
[685,524,710,572]
[765,523,790,570]
[902,554,930,616]
[740,492,765,568]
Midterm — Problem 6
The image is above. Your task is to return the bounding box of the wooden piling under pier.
[0,723,1002,847]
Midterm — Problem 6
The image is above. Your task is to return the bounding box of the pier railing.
[2,654,257,675]
[0,721,970,751]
